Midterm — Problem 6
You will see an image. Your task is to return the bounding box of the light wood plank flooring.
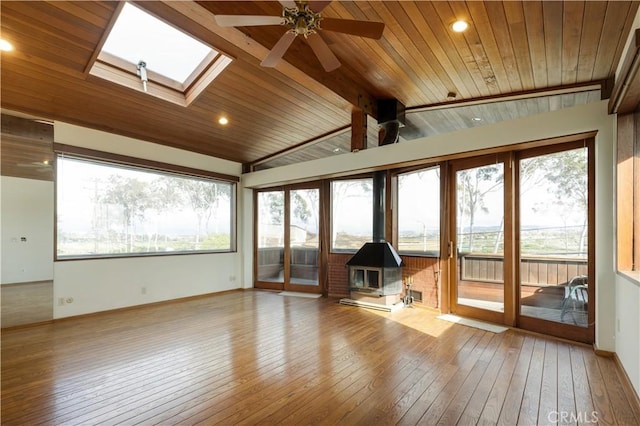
[1,280,53,328]
[2,290,639,425]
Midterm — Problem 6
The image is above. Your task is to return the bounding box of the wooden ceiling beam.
[159,1,378,118]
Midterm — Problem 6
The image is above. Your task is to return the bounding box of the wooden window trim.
[616,113,640,285]
[53,143,239,183]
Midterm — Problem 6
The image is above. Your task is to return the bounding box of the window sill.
[617,270,640,287]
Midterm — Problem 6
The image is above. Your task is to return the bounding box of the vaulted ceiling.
[1,1,638,169]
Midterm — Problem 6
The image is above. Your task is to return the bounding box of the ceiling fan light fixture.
[283,4,321,37]
[452,20,469,33]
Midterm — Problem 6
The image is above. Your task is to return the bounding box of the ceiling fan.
[214,1,385,72]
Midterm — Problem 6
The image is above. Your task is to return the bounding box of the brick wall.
[327,252,441,308]
[327,253,351,297]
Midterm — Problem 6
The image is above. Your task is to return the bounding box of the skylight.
[89,2,232,107]
[102,3,213,84]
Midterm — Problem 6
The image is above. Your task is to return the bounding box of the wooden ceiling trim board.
[450,1,501,95]
[542,1,564,88]
[350,1,440,104]
[576,1,607,82]
[596,1,639,78]
[209,77,344,139]
[433,1,497,96]
[82,1,123,77]
[609,29,640,114]
[465,1,512,94]
[47,1,116,27]
[163,1,378,117]
[561,1,585,85]
[1,114,53,142]
[522,1,548,89]
[376,1,453,104]
[2,25,92,76]
[349,2,440,104]
[406,82,601,113]
[418,1,482,98]
[0,137,54,182]
[3,2,105,51]
[399,1,467,99]
[250,125,351,169]
[484,1,523,92]
[503,1,535,90]
[225,61,348,128]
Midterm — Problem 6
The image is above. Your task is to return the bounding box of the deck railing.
[460,252,587,286]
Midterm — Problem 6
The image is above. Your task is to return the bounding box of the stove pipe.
[372,170,386,242]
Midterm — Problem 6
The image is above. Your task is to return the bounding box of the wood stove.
[345,170,404,306]
[347,242,403,296]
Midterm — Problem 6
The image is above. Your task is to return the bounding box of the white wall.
[55,122,242,177]
[54,253,239,318]
[615,274,640,395]
[50,121,244,318]
[243,101,618,352]
[613,6,640,397]
[1,176,54,284]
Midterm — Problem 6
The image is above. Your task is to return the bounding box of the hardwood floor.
[2,290,638,425]
[1,280,53,328]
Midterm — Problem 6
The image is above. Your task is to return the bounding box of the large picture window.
[56,156,235,258]
[397,166,440,255]
[331,178,373,251]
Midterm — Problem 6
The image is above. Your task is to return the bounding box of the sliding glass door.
[517,143,594,342]
[450,154,510,324]
[255,185,321,293]
[449,141,594,343]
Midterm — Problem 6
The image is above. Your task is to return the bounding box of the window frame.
[616,112,640,283]
[330,176,374,253]
[86,2,233,107]
[393,164,442,257]
[53,144,238,261]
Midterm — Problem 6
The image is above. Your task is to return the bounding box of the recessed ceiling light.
[472,117,482,122]
[452,20,469,33]
[43,160,49,165]
[0,39,14,52]
[218,117,229,125]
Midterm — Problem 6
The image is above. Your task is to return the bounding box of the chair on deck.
[560,275,588,323]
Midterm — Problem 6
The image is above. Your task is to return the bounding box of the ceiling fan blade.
[279,0,297,8]
[321,18,385,39]
[308,1,332,12]
[306,33,340,72]
[261,32,297,67]
[215,15,283,27]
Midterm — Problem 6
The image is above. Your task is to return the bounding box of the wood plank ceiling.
[1,1,638,169]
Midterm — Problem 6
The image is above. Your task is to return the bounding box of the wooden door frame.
[515,139,595,344]
[254,184,323,294]
[448,153,511,325]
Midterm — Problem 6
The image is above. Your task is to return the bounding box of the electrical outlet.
[58,297,66,306]
[141,287,147,295]
[229,275,236,282]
